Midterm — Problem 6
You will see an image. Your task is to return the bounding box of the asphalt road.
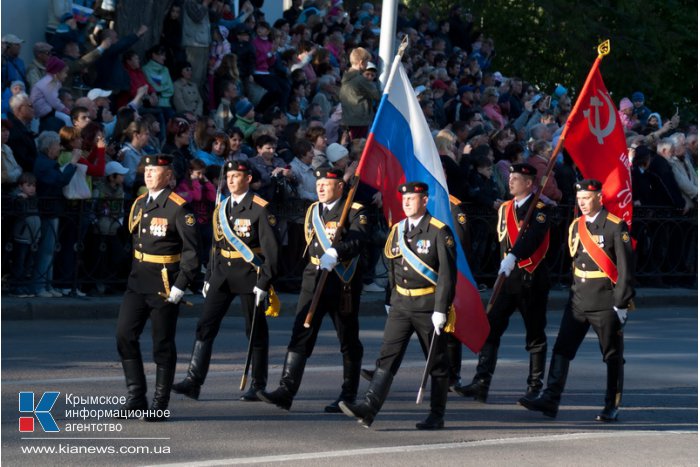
[1,304,697,466]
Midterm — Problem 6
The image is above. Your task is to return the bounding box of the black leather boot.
[520,353,570,418]
[257,351,306,411]
[452,342,497,402]
[360,368,374,382]
[339,367,393,428]
[325,354,361,413]
[518,350,547,404]
[446,334,463,390]
[416,375,448,430]
[118,358,147,418]
[143,365,175,422]
[172,340,213,400]
[596,358,623,422]
[240,347,269,401]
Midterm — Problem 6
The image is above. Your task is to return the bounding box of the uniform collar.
[514,193,532,209]
[586,208,608,228]
[148,188,166,203]
[406,214,428,238]
[323,198,340,213]
[585,209,604,225]
[406,214,425,230]
[231,190,249,206]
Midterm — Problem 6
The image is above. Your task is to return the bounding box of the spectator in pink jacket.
[618,97,637,131]
[528,139,562,203]
[252,21,289,112]
[176,158,217,270]
[30,57,69,131]
[481,86,506,130]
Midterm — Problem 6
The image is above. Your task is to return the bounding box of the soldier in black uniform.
[258,167,368,412]
[361,194,470,389]
[116,154,200,422]
[172,160,279,401]
[339,182,457,430]
[521,179,634,421]
[455,163,551,403]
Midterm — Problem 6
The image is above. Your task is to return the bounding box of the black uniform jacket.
[496,195,550,293]
[127,188,200,294]
[302,197,369,294]
[385,213,457,315]
[450,195,469,251]
[207,192,279,294]
[568,208,635,311]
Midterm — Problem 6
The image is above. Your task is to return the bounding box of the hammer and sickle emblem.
[582,90,617,144]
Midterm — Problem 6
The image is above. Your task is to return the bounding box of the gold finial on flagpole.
[597,40,611,58]
[397,34,409,58]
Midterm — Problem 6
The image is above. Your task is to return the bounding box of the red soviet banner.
[564,67,633,229]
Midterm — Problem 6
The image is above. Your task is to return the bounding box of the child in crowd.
[233,99,258,142]
[11,173,41,297]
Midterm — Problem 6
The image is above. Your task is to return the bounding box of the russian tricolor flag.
[356,56,489,353]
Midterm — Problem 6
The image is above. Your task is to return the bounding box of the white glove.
[614,306,628,326]
[498,253,517,277]
[253,286,268,307]
[167,286,185,304]
[431,312,446,335]
[385,305,391,315]
[202,282,210,298]
[319,248,339,271]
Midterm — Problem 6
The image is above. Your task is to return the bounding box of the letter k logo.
[19,392,60,432]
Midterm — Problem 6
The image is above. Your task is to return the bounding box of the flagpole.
[486,40,611,313]
[354,35,409,178]
[303,37,411,329]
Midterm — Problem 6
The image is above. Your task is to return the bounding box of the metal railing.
[2,195,696,293]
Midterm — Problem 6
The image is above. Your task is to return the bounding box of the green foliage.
[406,0,697,122]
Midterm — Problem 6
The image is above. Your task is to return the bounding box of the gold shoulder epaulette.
[128,193,147,233]
[351,202,364,210]
[384,224,401,259]
[168,192,186,206]
[212,204,223,241]
[449,194,462,205]
[536,201,545,209]
[304,202,319,245]
[606,212,622,224]
[429,217,446,229]
[253,195,269,207]
[568,217,580,257]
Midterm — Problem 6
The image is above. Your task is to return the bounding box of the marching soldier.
[116,154,200,422]
[258,167,368,412]
[172,160,279,401]
[361,194,470,390]
[455,163,550,403]
[339,182,457,430]
[521,179,634,421]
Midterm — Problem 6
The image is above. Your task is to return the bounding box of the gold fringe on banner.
[265,286,281,317]
[444,304,457,333]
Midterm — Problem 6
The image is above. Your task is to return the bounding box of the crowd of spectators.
[1,0,697,298]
